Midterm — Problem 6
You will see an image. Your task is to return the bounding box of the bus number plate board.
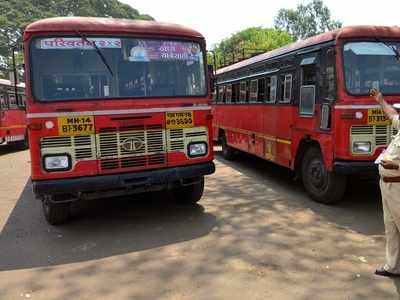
[367,109,390,125]
[58,116,95,136]
[166,111,194,129]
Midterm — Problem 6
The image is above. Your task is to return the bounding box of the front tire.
[170,177,204,205]
[42,196,71,225]
[301,146,346,204]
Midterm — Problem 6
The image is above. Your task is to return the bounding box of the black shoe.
[375,267,400,277]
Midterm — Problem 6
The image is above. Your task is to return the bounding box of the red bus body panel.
[24,17,213,184]
[213,26,400,173]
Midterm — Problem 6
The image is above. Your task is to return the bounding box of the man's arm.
[370,88,399,120]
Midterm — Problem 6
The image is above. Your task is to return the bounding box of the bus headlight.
[188,142,207,157]
[43,155,71,171]
[353,142,372,154]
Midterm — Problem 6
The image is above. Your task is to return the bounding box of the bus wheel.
[221,133,235,160]
[42,196,71,225]
[301,147,346,204]
[170,177,204,205]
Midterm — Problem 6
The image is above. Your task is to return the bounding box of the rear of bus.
[24,17,215,225]
[332,27,400,176]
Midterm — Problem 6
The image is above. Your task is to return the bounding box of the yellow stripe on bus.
[220,126,292,145]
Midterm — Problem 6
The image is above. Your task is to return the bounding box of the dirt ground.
[1,145,400,300]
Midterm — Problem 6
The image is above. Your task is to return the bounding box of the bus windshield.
[30,36,206,101]
[343,41,400,95]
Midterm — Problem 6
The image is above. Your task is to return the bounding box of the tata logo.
[120,137,145,152]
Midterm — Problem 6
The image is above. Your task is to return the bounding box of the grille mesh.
[98,124,165,170]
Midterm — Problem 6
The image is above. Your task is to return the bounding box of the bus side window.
[218,85,224,103]
[249,79,258,102]
[17,94,25,108]
[239,81,247,102]
[257,78,265,102]
[8,94,17,109]
[222,85,226,103]
[300,59,317,115]
[226,84,232,103]
[321,48,336,101]
[232,83,239,103]
[269,75,277,103]
[0,94,7,110]
[280,74,292,103]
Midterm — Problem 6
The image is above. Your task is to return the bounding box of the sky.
[121,0,400,48]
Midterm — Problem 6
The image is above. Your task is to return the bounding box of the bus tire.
[301,146,346,204]
[221,132,235,160]
[42,196,71,225]
[171,177,204,205]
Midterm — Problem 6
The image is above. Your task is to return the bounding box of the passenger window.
[218,85,224,103]
[232,83,240,103]
[283,74,292,102]
[269,75,277,103]
[257,78,265,102]
[8,94,17,108]
[226,84,232,103]
[302,65,317,86]
[0,94,7,110]
[249,80,258,102]
[239,81,247,102]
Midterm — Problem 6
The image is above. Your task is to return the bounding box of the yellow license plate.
[58,116,95,136]
[166,111,194,129]
[367,108,390,125]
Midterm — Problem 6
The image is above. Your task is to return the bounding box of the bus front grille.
[98,124,166,171]
[350,125,398,154]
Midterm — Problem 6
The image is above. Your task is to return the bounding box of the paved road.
[0,146,399,300]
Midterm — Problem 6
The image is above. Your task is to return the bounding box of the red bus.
[212,26,400,204]
[0,79,28,148]
[24,17,215,224]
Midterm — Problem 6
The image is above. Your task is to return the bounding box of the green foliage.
[0,0,154,78]
[209,27,292,69]
[274,0,342,41]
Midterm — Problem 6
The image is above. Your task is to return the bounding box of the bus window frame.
[239,81,247,102]
[249,79,258,102]
[225,84,232,103]
[7,93,18,109]
[0,93,8,110]
[268,75,277,103]
[28,34,209,103]
[280,74,293,103]
[299,85,316,116]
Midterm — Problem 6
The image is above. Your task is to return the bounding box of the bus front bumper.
[32,162,215,200]
[332,160,378,176]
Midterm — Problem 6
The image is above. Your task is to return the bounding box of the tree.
[0,0,153,78]
[274,0,342,41]
[209,27,292,69]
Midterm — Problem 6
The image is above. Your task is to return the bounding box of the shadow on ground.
[215,149,384,237]
[0,181,216,271]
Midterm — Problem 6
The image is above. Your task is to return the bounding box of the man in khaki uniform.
[371,88,400,277]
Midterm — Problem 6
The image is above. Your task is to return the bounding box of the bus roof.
[216,25,400,75]
[0,78,25,88]
[24,17,204,40]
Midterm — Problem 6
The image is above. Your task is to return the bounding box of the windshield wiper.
[376,38,400,61]
[75,31,114,77]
